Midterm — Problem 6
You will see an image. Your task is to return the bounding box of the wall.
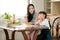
[32,0,45,13]
[51,2,60,15]
[0,0,28,17]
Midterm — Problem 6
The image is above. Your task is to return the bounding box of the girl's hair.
[39,11,47,18]
[27,4,35,22]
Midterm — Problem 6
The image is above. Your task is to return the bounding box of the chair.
[52,17,60,37]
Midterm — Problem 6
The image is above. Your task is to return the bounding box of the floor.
[0,29,24,40]
[0,29,60,40]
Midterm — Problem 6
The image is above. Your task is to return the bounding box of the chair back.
[52,17,60,37]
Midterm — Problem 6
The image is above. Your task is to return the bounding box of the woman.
[24,4,36,40]
[35,11,51,40]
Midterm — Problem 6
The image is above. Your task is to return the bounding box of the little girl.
[35,11,51,40]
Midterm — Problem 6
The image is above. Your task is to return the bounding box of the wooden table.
[0,25,40,40]
[11,27,40,40]
[51,38,60,40]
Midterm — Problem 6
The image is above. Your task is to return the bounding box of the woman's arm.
[35,13,39,22]
[24,16,28,22]
[24,16,32,25]
[24,16,29,24]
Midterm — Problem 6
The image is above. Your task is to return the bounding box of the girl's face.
[29,6,34,14]
[39,13,45,19]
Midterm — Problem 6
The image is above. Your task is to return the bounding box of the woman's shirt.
[27,12,36,23]
[31,13,36,23]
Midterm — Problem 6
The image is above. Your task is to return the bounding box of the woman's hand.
[24,16,28,22]
[24,16,31,25]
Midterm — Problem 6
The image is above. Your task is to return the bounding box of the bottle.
[13,14,15,24]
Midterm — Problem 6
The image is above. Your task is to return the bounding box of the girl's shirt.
[36,19,50,35]
[37,19,50,29]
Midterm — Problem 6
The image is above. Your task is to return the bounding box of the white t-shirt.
[37,19,50,29]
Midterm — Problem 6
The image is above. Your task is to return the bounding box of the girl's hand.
[34,22,38,27]
[39,26,43,29]
[38,32,41,35]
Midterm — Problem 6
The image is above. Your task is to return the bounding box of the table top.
[0,23,40,31]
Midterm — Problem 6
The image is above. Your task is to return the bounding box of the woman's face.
[39,13,45,19]
[29,6,34,14]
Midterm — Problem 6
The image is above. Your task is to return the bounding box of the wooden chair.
[52,17,60,37]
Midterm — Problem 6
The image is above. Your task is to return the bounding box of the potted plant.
[2,12,11,20]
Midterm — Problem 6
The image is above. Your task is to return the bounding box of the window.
[0,0,28,17]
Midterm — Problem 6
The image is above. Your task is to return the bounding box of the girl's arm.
[39,19,50,29]
[40,25,49,29]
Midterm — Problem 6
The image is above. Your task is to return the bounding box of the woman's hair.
[27,4,35,15]
[39,11,47,18]
[27,4,35,22]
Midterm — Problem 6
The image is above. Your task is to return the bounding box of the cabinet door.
[51,0,60,1]
[44,0,51,14]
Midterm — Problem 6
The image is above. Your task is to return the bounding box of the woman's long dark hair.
[27,4,35,22]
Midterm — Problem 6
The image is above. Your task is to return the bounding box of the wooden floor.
[0,29,24,40]
[51,38,60,40]
[0,29,60,40]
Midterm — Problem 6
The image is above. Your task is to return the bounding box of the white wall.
[0,0,28,17]
[51,2,60,15]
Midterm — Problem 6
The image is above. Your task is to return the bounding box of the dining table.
[0,23,41,40]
